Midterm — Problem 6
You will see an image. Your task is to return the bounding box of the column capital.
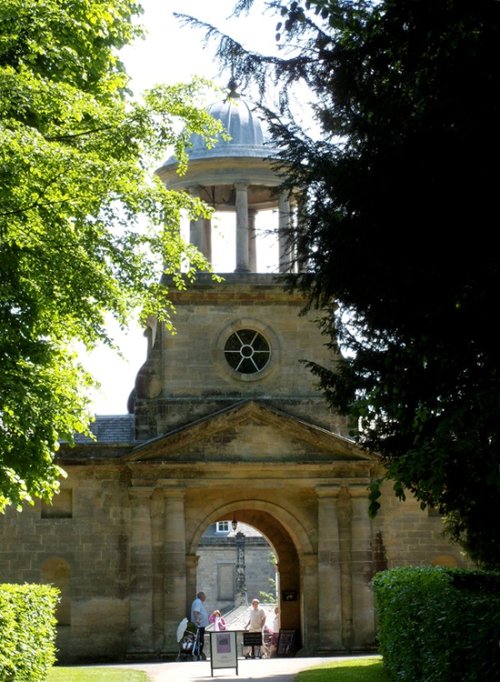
[128,486,154,500]
[160,487,186,499]
[300,553,318,571]
[349,482,371,498]
[316,485,342,498]
[186,553,200,570]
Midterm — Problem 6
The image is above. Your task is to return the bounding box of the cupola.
[156,82,293,273]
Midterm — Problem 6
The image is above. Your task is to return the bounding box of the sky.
[85,0,283,414]
[121,0,279,93]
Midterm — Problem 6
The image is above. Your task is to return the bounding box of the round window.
[224,329,271,375]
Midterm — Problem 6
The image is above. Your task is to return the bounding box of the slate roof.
[202,522,267,540]
[73,414,135,445]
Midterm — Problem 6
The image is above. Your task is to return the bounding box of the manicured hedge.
[0,583,59,681]
[373,567,500,682]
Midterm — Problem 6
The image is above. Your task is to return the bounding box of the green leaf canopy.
[0,0,223,509]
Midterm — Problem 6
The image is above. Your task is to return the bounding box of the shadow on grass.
[294,657,389,682]
[48,668,149,682]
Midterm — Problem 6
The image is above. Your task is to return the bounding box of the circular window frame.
[214,319,280,383]
[224,329,271,375]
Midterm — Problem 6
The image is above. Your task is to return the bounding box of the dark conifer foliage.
[184,0,500,567]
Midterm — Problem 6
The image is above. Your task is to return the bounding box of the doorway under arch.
[186,501,313,651]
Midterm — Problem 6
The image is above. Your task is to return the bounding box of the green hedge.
[373,567,500,682]
[0,584,59,681]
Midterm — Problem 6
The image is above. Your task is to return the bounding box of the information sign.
[209,630,238,676]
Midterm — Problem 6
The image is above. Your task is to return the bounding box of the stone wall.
[134,275,348,441]
[0,459,470,662]
[0,468,130,662]
[373,479,471,569]
[196,535,276,614]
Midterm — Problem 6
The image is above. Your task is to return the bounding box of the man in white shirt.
[191,591,209,659]
[245,598,266,658]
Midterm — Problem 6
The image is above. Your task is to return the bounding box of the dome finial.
[226,78,241,100]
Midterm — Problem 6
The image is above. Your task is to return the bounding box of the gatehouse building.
[0,85,468,663]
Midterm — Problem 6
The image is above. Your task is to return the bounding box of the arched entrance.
[127,400,377,657]
[187,502,309,649]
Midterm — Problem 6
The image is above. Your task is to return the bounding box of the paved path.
[100,655,378,681]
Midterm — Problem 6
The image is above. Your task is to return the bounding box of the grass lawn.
[47,657,388,682]
[294,656,389,682]
[48,668,149,681]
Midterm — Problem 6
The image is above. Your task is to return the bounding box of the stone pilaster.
[162,489,187,653]
[235,531,247,605]
[186,553,199,618]
[337,486,353,650]
[316,485,343,651]
[128,487,154,656]
[300,552,319,653]
[350,483,375,648]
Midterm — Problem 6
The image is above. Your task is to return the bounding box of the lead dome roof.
[160,83,278,169]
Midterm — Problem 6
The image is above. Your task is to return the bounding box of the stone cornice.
[125,399,374,464]
[161,273,311,305]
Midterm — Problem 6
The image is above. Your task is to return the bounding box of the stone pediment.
[125,400,373,464]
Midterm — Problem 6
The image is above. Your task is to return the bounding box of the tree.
[183,0,500,567]
[0,0,223,511]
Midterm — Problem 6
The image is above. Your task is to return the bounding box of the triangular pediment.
[125,400,374,464]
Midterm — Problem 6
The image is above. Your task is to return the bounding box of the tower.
[123,85,362,653]
[131,83,346,442]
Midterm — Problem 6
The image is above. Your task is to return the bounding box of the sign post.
[209,630,238,676]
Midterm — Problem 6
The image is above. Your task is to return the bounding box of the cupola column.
[235,183,250,272]
[279,191,292,273]
[202,216,212,264]
[189,186,212,263]
[248,208,257,272]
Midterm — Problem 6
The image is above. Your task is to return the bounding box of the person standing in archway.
[191,591,209,660]
[244,598,266,658]
[270,606,280,656]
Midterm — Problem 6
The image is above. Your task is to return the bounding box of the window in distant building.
[217,563,235,601]
[216,521,229,533]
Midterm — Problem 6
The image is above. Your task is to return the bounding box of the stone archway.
[186,500,316,653]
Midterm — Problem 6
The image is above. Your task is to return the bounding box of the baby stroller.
[176,618,203,661]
